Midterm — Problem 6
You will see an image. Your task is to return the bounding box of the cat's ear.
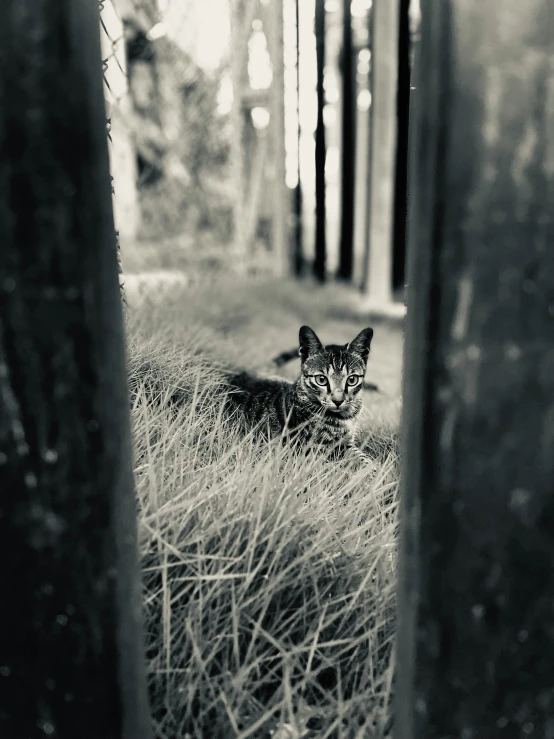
[299,326,323,362]
[348,327,373,362]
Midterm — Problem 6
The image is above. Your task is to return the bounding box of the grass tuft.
[127,281,400,738]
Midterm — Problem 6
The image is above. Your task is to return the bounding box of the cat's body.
[224,326,374,460]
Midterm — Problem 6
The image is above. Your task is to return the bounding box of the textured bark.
[0,1,152,738]
[397,1,554,737]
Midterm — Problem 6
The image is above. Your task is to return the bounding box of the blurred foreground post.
[0,1,152,737]
[398,0,554,737]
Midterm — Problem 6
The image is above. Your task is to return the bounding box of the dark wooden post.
[0,2,152,738]
[337,0,356,281]
[314,0,327,282]
[397,0,554,737]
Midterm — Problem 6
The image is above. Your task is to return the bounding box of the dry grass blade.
[127,283,401,738]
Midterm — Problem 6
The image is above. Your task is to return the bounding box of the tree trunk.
[363,0,400,303]
[397,0,554,737]
[293,0,304,276]
[266,0,289,276]
[0,2,152,737]
[391,0,411,293]
[360,1,375,294]
[337,0,356,282]
[229,0,247,254]
[314,0,327,282]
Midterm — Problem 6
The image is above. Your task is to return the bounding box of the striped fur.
[224,326,374,460]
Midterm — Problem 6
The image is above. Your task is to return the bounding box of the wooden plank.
[397,0,554,737]
[364,0,400,303]
[0,1,152,737]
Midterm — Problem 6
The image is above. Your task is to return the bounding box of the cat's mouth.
[325,404,353,418]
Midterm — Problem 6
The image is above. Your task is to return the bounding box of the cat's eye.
[346,375,359,386]
[314,375,328,386]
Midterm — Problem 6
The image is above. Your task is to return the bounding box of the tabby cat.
[224,325,374,460]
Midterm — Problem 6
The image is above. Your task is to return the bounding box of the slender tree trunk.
[266,0,289,276]
[337,0,356,281]
[314,0,327,282]
[392,0,411,293]
[363,0,400,303]
[360,1,375,293]
[397,0,554,737]
[243,131,269,249]
[294,0,304,276]
[230,0,246,254]
[0,2,152,738]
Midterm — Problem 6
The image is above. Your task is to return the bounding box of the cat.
[224,325,374,461]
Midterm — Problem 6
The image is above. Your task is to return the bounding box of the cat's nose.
[333,398,344,407]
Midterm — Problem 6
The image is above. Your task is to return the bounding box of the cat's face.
[297,326,373,418]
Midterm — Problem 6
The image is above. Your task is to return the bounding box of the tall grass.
[126,284,400,738]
